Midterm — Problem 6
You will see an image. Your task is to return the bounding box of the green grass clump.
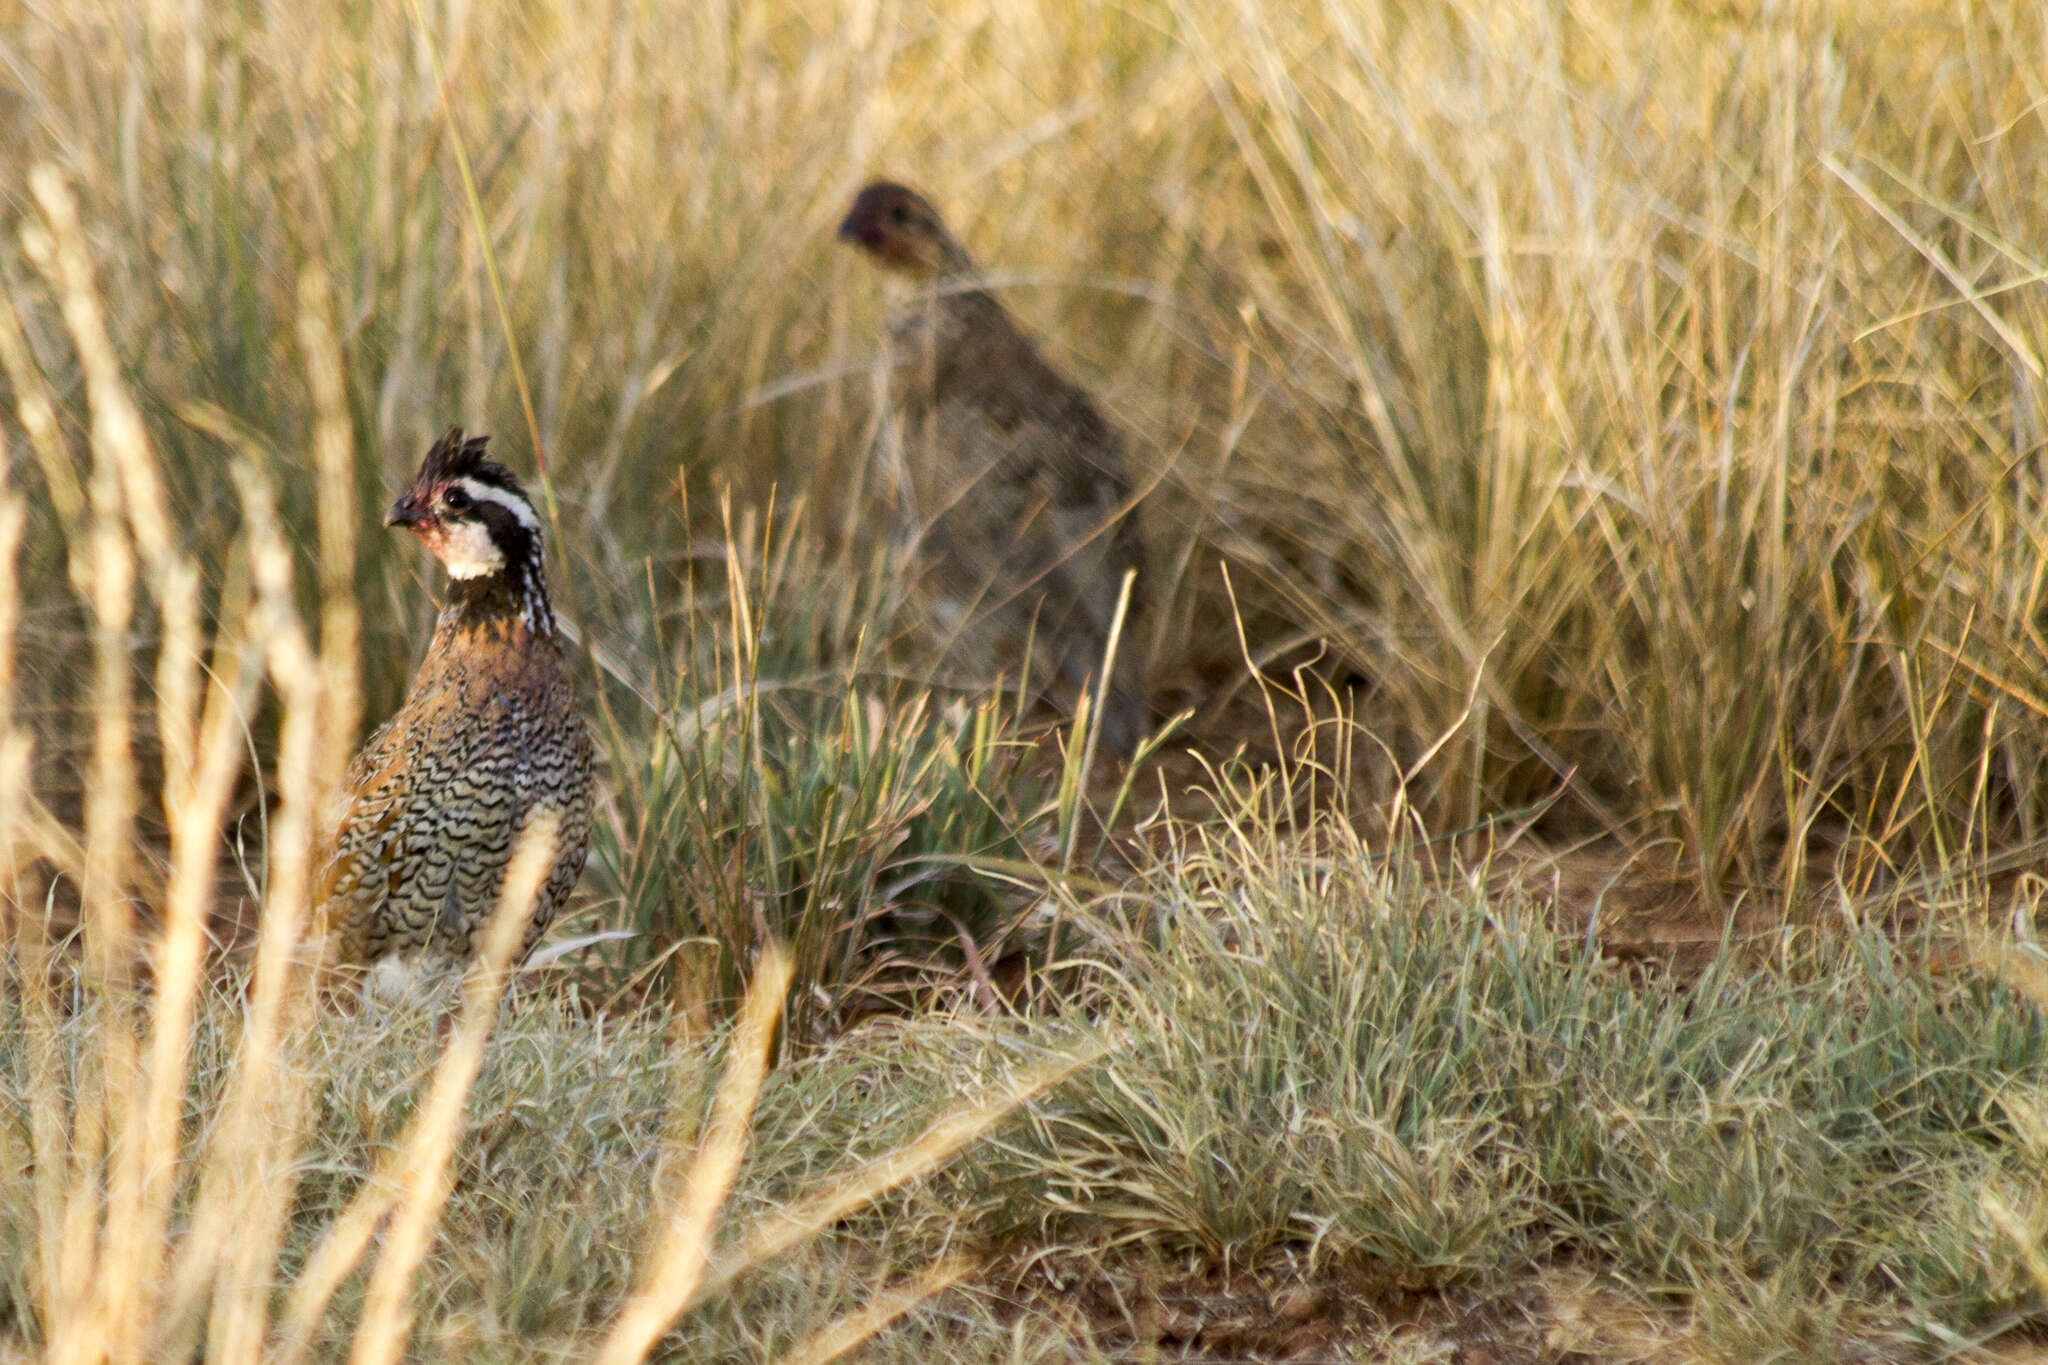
[921,806,2048,1351]
[597,668,1050,1039]
[584,514,1056,1037]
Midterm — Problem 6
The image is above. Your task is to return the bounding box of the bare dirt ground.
[984,1255,1656,1363]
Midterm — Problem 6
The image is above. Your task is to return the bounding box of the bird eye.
[888,204,911,226]
[442,486,472,512]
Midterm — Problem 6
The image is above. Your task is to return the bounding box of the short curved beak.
[836,209,874,247]
[385,498,429,530]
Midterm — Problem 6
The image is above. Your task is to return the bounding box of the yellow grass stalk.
[0,283,70,1354]
[105,636,253,1360]
[0,275,116,903]
[271,824,561,1365]
[225,343,365,1331]
[1979,1186,2048,1304]
[187,466,332,1362]
[22,160,255,1365]
[0,396,21,864]
[594,943,793,1365]
[0,288,84,529]
[685,1043,1102,1313]
[297,268,363,932]
[771,1254,977,1365]
[26,168,178,571]
[16,173,138,1365]
[1061,566,1139,873]
[0,393,46,1338]
[345,816,563,1365]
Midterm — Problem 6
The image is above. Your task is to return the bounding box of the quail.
[838,180,1149,754]
[316,428,596,991]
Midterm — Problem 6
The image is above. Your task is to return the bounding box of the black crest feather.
[847,179,931,215]
[414,426,523,496]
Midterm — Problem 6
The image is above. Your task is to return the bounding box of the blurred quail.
[316,428,596,989]
[838,180,1149,754]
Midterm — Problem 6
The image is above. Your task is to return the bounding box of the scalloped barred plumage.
[317,428,596,986]
[838,181,1150,754]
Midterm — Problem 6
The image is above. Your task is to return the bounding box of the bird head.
[837,181,973,279]
[386,428,545,583]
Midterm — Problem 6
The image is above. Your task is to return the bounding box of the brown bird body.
[839,181,1149,754]
[317,429,595,990]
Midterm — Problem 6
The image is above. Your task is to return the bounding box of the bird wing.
[937,379,1140,637]
[899,286,1150,747]
[320,707,469,963]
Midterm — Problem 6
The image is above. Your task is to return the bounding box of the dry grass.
[6,0,2048,899]
[7,0,2048,1358]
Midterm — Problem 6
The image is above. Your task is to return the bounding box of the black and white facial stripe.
[439,474,550,633]
[432,476,545,581]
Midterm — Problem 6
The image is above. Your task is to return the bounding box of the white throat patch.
[434,519,506,580]
[431,478,541,581]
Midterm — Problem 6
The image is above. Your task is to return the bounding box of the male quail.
[838,180,1149,754]
[317,428,596,991]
